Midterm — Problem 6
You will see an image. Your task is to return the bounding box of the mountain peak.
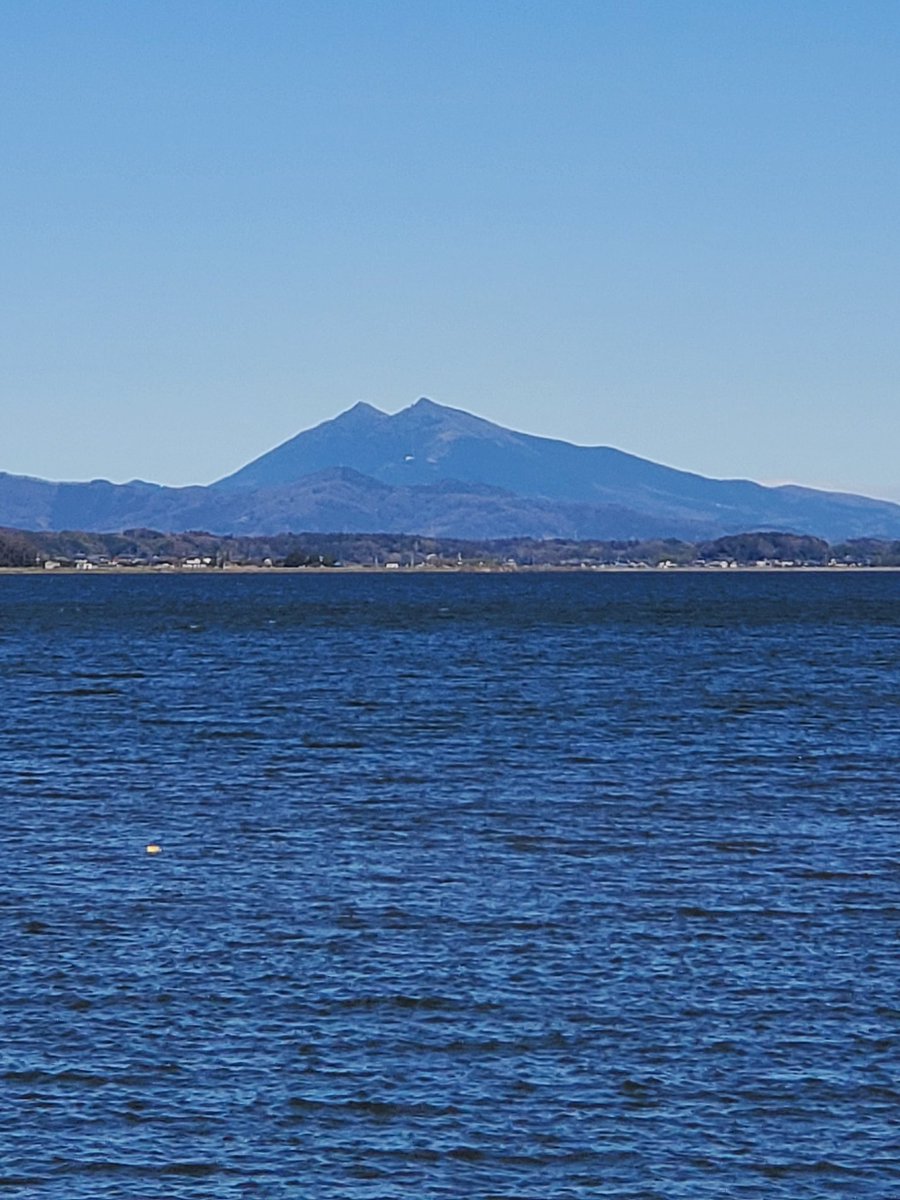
[341,400,386,419]
[396,395,501,437]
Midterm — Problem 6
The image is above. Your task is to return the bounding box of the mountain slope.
[0,468,702,540]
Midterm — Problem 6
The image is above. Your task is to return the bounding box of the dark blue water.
[0,572,897,1198]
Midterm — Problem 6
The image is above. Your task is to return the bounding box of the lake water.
[0,572,897,1198]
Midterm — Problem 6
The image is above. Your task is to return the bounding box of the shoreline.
[2,564,899,576]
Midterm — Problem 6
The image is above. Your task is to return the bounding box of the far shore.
[2,564,899,576]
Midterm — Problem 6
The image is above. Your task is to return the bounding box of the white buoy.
[146,843,162,855]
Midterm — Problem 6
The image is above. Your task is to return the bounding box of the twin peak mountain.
[2,398,899,540]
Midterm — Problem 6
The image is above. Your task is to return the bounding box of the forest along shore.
[3,527,900,571]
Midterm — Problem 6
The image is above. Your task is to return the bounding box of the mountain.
[2,398,899,540]
[213,397,900,540]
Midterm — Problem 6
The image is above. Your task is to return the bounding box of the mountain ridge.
[2,398,899,540]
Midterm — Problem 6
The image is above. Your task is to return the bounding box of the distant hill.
[7,525,898,570]
[2,398,900,540]
[0,466,693,540]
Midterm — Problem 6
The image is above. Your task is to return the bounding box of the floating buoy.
[146,843,162,855]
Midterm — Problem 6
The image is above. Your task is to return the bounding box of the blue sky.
[2,1,898,498]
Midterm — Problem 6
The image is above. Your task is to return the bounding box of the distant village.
[2,526,900,571]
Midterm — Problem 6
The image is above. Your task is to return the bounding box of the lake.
[0,571,897,1197]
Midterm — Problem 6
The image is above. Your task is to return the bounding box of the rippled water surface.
[1,571,897,1198]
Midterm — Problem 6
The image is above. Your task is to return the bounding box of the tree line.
[3,526,900,569]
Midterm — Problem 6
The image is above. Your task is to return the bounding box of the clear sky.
[2,1,898,498]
